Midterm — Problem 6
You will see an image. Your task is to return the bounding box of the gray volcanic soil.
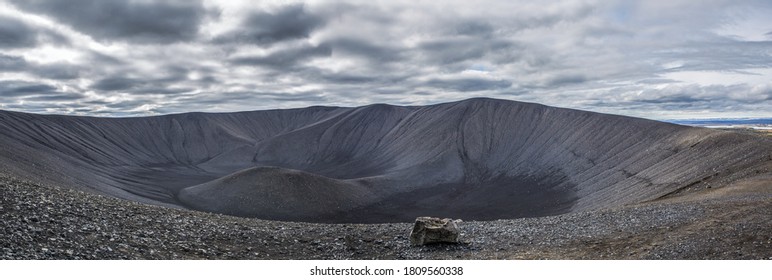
[1,98,770,223]
[0,98,770,259]
[2,174,770,259]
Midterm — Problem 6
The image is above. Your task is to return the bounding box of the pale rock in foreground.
[409,217,461,245]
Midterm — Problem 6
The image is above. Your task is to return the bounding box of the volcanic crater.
[0,98,769,223]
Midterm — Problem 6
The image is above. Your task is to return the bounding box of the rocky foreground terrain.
[2,173,769,260]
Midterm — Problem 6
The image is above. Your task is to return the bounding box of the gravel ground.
[1,174,770,260]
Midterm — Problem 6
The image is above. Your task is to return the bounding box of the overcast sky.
[0,0,770,119]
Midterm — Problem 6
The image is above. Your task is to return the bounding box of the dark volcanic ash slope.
[178,167,378,221]
[0,98,769,223]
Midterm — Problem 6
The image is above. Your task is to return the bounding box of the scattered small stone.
[0,174,769,260]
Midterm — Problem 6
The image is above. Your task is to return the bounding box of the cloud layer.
[0,0,770,118]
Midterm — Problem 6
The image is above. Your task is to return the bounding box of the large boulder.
[409,217,461,245]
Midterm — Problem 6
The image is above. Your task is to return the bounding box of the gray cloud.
[327,38,403,63]
[0,80,58,96]
[131,87,194,95]
[82,63,202,96]
[319,72,377,84]
[0,54,27,70]
[0,0,770,119]
[418,39,520,67]
[543,74,588,88]
[215,4,324,45]
[0,15,38,49]
[425,78,512,92]
[579,83,772,118]
[636,95,706,104]
[635,84,772,104]
[659,41,772,72]
[635,78,681,85]
[230,43,332,70]
[85,50,125,66]
[0,15,66,49]
[453,20,495,37]
[90,75,193,95]
[0,54,81,80]
[166,91,328,111]
[91,77,142,91]
[9,0,212,44]
[35,63,81,80]
[23,92,85,102]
